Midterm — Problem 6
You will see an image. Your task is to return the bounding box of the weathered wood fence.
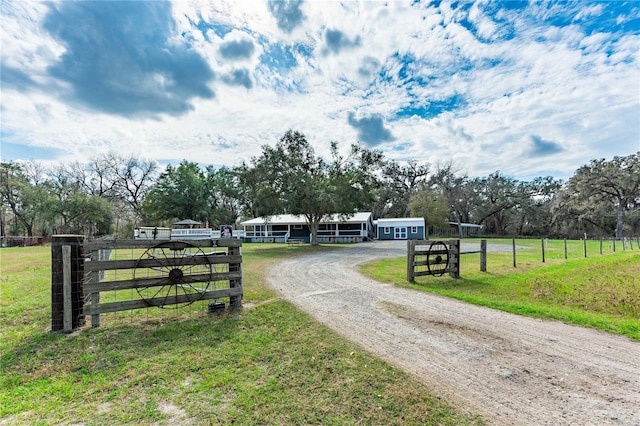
[51,236,243,332]
[407,239,487,282]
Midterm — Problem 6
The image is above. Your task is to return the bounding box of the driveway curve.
[267,240,640,426]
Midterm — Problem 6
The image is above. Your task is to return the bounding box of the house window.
[293,225,303,229]
[384,227,390,234]
[412,227,418,234]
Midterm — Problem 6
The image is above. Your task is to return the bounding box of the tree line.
[1,130,638,242]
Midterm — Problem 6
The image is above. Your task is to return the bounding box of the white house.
[241,212,374,243]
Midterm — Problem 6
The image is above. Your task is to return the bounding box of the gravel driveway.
[267,240,640,425]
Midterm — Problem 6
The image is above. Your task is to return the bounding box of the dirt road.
[267,241,640,425]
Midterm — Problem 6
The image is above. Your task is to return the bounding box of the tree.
[430,162,473,238]
[470,173,563,236]
[373,159,431,218]
[328,140,385,217]
[103,154,159,222]
[554,153,640,239]
[0,162,55,236]
[46,170,113,235]
[20,160,47,185]
[57,190,113,235]
[511,176,562,236]
[239,130,383,245]
[0,161,116,238]
[1,162,30,235]
[58,159,116,198]
[143,161,210,224]
[471,172,529,235]
[551,188,615,238]
[58,153,158,223]
[233,161,282,219]
[408,188,449,230]
[204,166,241,227]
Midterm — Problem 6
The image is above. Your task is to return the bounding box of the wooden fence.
[51,236,243,331]
[405,237,635,283]
[3,235,48,247]
[407,239,487,282]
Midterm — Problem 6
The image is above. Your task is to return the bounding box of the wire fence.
[87,245,219,328]
[51,236,242,332]
[511,237,639,267]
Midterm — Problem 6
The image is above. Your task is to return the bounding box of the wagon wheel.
[427,241,449,277]
[134,241,214,309]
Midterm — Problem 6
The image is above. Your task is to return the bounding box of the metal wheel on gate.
[426,241,450,276]
[134,241,215,309]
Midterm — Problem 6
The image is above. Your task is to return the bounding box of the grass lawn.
[1,243,483,425]
[361,238,640,341]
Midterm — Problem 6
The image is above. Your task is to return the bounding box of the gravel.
[267,240,640,426]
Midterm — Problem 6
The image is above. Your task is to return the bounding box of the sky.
[1,0,639,181]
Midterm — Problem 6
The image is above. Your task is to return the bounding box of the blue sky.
[1,0,639,180]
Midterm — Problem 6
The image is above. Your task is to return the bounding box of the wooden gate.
[51,236,243,331]
[407,239,459,282]
[407,239,487,282]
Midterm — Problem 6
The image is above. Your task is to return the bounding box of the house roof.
[376,217,425,227]
[447,221,482,228]
[173,219,203,225]
[241,212,372,226]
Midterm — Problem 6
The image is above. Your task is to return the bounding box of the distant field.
[0,244,483,425]
[361,238,640,341]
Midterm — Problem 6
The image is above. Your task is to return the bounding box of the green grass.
[0,244,483,425]
[361,238,640,341]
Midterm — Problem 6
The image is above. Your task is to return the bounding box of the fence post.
[407,240,416,282]
[612,238,616,253]
[448,239,460,278]
[51,235,85,332]
[228,241,243,310]
[480,239,487,272]
[84,256,100,328]
[564,239,568,259]
[541,238,546,263]
[63,245,72,332]
[512,238,517,268]
[600,238,603,255]
[583,238,587,258]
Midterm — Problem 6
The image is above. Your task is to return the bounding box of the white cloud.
[1,0,638,181]
[574,3,604,21]
[0,2,60,71]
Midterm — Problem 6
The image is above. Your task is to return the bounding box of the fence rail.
[407,239,489,282]
[51,236,243,331]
